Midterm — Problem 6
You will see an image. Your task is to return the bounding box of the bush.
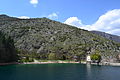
[19,57,34,63]
[48,53,56,60]
[91,53,101,61]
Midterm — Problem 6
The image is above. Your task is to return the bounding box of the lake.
[0,64,120,80]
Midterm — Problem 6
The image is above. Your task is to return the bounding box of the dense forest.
[0,14,120,62]
[0,31,18,63]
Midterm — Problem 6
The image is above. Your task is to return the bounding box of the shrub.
[91,53,101,61]
[48,53,56,60]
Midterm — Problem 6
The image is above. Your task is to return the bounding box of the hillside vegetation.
[0,14,120,61]
[0,31,18,63]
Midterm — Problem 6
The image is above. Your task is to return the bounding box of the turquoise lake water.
[0,64,120,80]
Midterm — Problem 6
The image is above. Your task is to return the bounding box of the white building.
[86,55,91,62]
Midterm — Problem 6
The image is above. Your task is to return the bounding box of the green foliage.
[48,53,56,60]
[0,15,120,61]
[19,57,34,63]
[0,31,18,63]
[91,53,101,61]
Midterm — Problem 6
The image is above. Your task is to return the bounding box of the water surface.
[0,64,120,80]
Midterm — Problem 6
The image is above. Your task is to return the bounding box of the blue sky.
[0,0,120,35]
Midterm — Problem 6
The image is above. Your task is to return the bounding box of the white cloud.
[64,17,83,27]
[47,13,58,20]
[18,16,30,19]
[30,0,38,7]
[64,17,91,30]
[91,9,120,31]
[64,9,120,36]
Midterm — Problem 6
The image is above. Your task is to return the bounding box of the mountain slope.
[91,31,120,43]
[0,15,120,60]
[0,31,18,63]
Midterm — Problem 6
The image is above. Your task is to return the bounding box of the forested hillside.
[0,31,18,63]
[0,14,120,60]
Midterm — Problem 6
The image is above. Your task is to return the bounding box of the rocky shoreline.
[0,61,79,65]
[22,61,79,64]
[1,61,120,66]
[80,61,120,66]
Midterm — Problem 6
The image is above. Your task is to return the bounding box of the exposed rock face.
[0,15,120,60]
[91,31,120,43]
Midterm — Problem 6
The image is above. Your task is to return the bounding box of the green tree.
[48,53,56,60]
[91,53,101,64]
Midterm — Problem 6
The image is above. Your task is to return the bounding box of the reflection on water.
[86,63,91,69]
[0,64,120,80]
[86,64,92,78]
[86,64,91,73]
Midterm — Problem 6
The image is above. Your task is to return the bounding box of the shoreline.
[0,62,19,66]
[0,61,80,65]
[82,62,120,66]
[1,61,120,66]
[22,61,80,64]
